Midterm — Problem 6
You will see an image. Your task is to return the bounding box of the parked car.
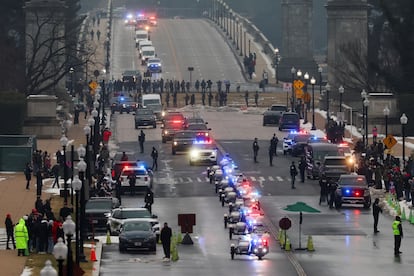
[85,197,120,234]
[107,207,158,235]
[118,219,157,252]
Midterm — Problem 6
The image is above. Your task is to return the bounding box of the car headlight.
[161,111,166,116]
[190,150,199,158]
[173,141,177,146]
[164,130,168,134]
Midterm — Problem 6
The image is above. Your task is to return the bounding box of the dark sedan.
[172,131,197,155]
[263,104,288,126]
[118,219,157,252]
[134,109,156,129]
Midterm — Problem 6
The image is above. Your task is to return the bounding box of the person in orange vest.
[372,126,378,143]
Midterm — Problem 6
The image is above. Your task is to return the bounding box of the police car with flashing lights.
[334,174,371,209]
[146,57,162,73]
[119,165,152,194]
[189,139,217,165]
[283,131,311,155]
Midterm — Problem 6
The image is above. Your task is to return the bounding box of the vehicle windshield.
[86,200,112,210]
[338,176,367,187]
[325,159,347,166]
[175,132,196,139]
[283,114,298,121]
[123,222,151,232]
[270,106,287,111]
[148,59,160,63]
[294,135,312,143]
[143,50,155,56]
[314,150,342,161]
[136,109,154,115]
[187,124,207,130]
[113,209,152,219]
[143,99,160,105]
[136,34,148,39]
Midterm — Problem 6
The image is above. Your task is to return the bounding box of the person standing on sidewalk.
[392,216,403,257]
[290,161,298,189]
[160,222,172,260]
[14,217,29,256]
[268,146,273,166]
[51,164,60,188]
[5,214,16,250]
[299,157,306,183]
[144,187,154,214]
[24,162,33,190]
[373,198,382,233]
[151,147,158,171]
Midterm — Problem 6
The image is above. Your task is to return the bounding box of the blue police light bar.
[120,96,125,101]
[345,189,351,194]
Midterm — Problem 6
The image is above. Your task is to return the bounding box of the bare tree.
[25,10,96,96]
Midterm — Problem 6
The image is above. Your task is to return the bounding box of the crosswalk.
[154,175,292,184]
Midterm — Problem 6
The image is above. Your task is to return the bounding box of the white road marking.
[250,176,256,181]
[276,176,284,182]
[268,176,274,181]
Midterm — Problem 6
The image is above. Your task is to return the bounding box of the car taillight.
[111,170,115,178]
[145,176,148,181]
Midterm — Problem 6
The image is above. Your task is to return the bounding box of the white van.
[138,40,153,57]
[141,46,156,65]
[142,94,162,120]
[135,30,149,47]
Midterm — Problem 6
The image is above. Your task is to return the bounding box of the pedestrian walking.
[36,170,43,197]
[190,93,195,106]
[328,181,337,209]
[151,147,158,171]
[5,214,16,250]
[144,187,154,213]
[185,93,189,105]
[51,164,60,188]
[271,134,279,156]
[128,173,136,196]
[139,130,146,153]
[252,138,259,163]
[90,29,94,40]
[160,222,172,260]
[120,151,128,161]
[372,126,378,143]
[24,162,33,190]
[299,157,306,183]
[244,91,249,107]
[268,146,273,166]
[290,161,298,189]
[14,217,29,256]
[373,198,382,233]
[319,179,328,205]
[96,29,101,40]
[392,216,403,257]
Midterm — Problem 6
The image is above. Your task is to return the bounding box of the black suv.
[86,197,120,234]
[172,131,197,155]
[334,175,371,209]
[278,112,300,131]
[319,156,351,184]
[134,109,156,129]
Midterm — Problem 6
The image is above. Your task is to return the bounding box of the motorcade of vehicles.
[283,131,312,155]
[141,94,162,120]
[230,232,270,260]
[124,13,136,25]
[278,112,300,131]
[119,97,138,114]
[135,30,149,47]
[135,15,149,30]
[141,46,156,65]
[148,15,157,26]
[119,165,152,194]
[319,156,351,185]
[111,160,144,181]
[107,207,158,235]
[221,188,238,207]
[161,119,185,143]
[304,142,343,179]
[86,197,120,234]
[162,111,186,124]
[290,133,314,157]
[122,70,141,84]
[189,139,217,165]
[147,57,162,73]
[171,131,198,155]
[118,219,157,252]
[262,104,288,126]
[224,211,242,229]
[334,174,371,209]
[228,221,249,239]
[134,108,156,129]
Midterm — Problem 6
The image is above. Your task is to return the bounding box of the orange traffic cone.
[90,243,97,262]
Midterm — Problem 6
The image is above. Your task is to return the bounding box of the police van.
[304,142,343,179]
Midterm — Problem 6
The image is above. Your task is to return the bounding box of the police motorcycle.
[208,165,221,184]
[223,209,242,229]
[221,188,238,207]
[228,221,249,240]
[217,179,231,198]
[230,234,269,260]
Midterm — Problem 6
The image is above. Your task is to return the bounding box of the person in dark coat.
[59,204,73,221]
[24,162,33,190]
[290,162,298,189]
[268,146,273,166]
[5,214,16,249]
[252,138,259,163]
[319,180,328,205]
[160,222,172,259]
[128,173,136,196]
[144,188,154,213]
[36,170,43,197]
[138,130,146,154]
[299,157,306,183]
[151,147,158,171]
[373,198,382,233]
[51,164,60,188]
[38,217,49,253]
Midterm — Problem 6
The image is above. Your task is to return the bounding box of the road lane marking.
[197,177,202,182]
[259,176,265,181]
[268,176,274,181]
[250,176,256,181]
[276,176,283,182]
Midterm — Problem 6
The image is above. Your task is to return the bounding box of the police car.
[189,138,217,165]
[283,131,311,155]
[334,174,371,209]
[146,57,162,73]
[119,165,152,194]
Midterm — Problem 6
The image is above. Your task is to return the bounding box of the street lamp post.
[63,216,76,276]
[40,260,57,276]
[92,108,99,158]
[303,72,309,124]
[274,48,280,84]
[338,85,344,112]
[87,117,95,145]
[76,146,87,263]
[71,175,82,265]
[325,83,331,124]
[59,135,69,205]
[364,98,370,148]
[383,106,390,137]
[310,77,316,130]
[400,113,408,167]
[361,89,367,147]
[296,70,302,116]
[291,67,296,111]
[52,238,67,276]
[318,66,322,95]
